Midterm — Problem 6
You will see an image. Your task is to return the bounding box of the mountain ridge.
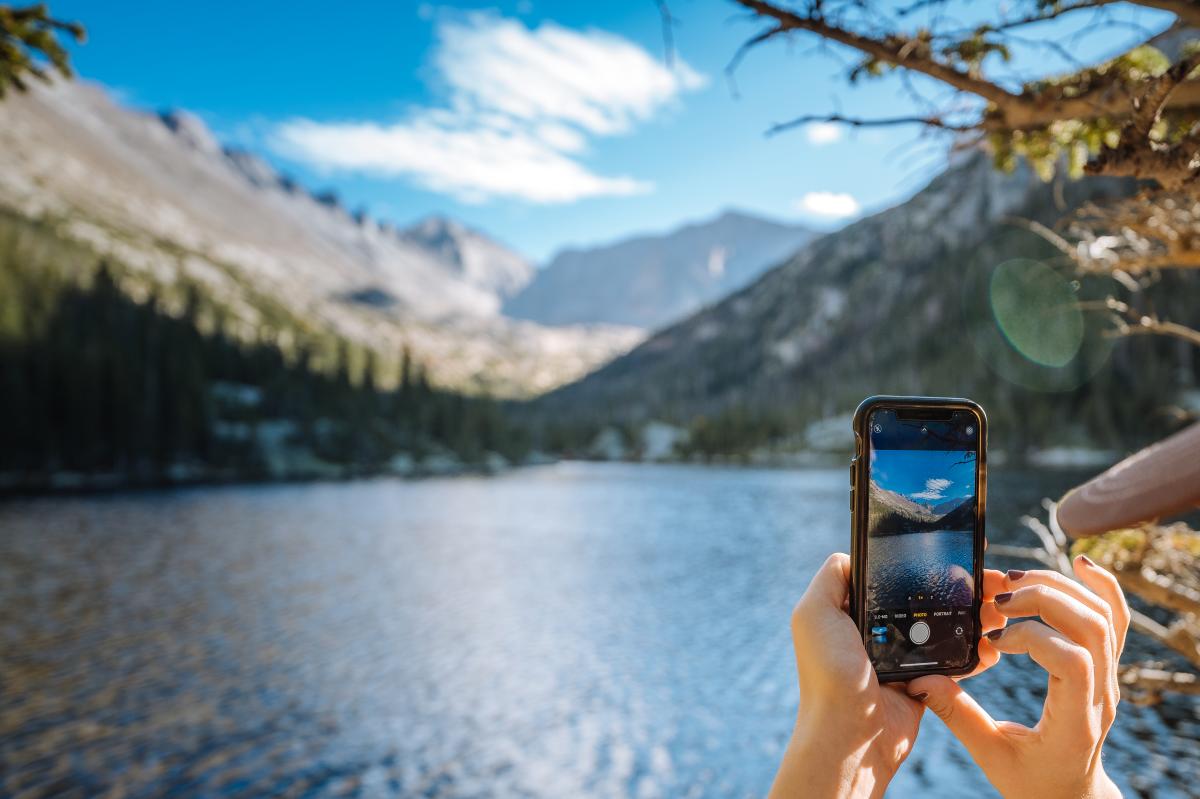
[504,208,814,330]
[868,480,977,536]
[535,151,1198,456]
[0,78,640,397]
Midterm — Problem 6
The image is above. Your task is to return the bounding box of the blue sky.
[871,449,975,503]
[49,1,1174,261]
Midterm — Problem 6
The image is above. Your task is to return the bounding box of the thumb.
[802,552,850,608]
[906,676,1007,769]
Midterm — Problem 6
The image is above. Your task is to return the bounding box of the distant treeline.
[0,214,529,489]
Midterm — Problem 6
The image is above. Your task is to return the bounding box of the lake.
[1,463,1196,798]
[866,530,974,608]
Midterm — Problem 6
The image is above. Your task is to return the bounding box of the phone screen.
[863,408,980,673]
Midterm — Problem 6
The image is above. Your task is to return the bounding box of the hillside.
[0,79,640,397]
[868,480,977,536]
[867,480,939,535]
[538,153,1200,456]
[504,210,813,329]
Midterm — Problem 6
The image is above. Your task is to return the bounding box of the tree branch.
[765,111,978,136]
[1119,663,1200,705]
[1115,316,1200,347]
[976,0,1200,33]
[730,0,1200,138]
[1115,562,1200,618]
[731,0,1021,106]
[726,24,787,89]
[986,543,1062,568]
[654,0,676,67]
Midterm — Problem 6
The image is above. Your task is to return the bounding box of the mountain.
[938,495,978,531]
[539,152,1200,455]
[868,480,939,535]
[868,481,977,536]
[400,215,534,307]
[504,210,813,329]
[931,496,972,516]
[0,79,639,397]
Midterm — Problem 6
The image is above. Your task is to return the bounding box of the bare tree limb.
[1116,563,1200,618]
[1119,663,1200,705]
[725,24,787,94]
[975,0,1200,32]
[980,0,1120,33]
[1018,197,1200,276]
[1115,316,1200,347]
[765,111,977,136]
[1020,512,1074,573]
[655,0,676,67]
[997,510,1200,702]
[987,543,1061,568]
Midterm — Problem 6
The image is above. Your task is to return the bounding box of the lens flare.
[989,259,1084,367]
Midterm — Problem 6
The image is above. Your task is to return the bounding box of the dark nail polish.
[909,692,928,702]
[1006,569,1026,581]
[1079,554,1096,567]
[986,629,1004,641]
[994,592,1013,604]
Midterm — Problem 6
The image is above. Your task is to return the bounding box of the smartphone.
[850,396,987,682]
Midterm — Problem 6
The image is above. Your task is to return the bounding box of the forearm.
[768,715,894,799]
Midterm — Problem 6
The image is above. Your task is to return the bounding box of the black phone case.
[849,395,987,682]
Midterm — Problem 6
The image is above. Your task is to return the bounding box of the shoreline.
[0,453,1111,500]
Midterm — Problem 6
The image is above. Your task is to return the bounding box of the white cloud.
[806,122,843,145]
[272,12,705,204]
[435,13,704,136]
[795,191,861,218]
[275,118,650,204]
[910,478,953,501]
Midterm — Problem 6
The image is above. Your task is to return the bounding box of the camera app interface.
[864,410,978,672]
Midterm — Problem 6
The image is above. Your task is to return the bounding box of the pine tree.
[0,4,85,97]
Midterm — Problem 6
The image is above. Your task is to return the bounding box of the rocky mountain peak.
[503,208,813,330]
[402,215,471,259]
[158,109,221,154]
[223,148,282,190]
[401,215,534,300]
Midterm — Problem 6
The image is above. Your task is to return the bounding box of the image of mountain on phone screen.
[864,416,978,672]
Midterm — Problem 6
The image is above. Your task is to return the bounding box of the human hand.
[769,553,1008,799]
[907,555,1129,799]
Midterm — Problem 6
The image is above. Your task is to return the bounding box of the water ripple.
[0,464,1195,798]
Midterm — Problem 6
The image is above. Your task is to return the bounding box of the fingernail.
[909,691,928,702]
[994,592,1013,604]
[986,629,1004,641]
[1078,554,1096,568]
[1006,569,1026,581]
